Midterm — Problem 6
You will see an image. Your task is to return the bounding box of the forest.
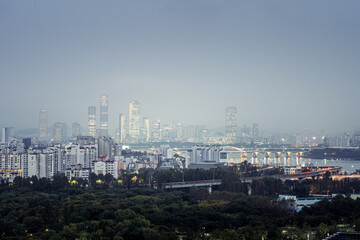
[1,166,360,239]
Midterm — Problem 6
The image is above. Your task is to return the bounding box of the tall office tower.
[88,106,96,137]
[99,93,109,137]
[141,117,150,142]
[252,123,259,139]
[225,106,237,143]
[1,127,13,146]
[72,122,82,138]
[151,120,161,142]
[53,122,66,143]
[118,114,127,143]
[128,100,141,142]
[39,109,47,141]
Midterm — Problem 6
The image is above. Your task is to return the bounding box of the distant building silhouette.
[39,109,47,141]
[225,106,237,143]
[88,105,96,137]
[99,93,109,137]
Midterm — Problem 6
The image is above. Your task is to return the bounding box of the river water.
[249,157,360,173]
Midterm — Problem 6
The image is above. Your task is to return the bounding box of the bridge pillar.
[207,186,212,195]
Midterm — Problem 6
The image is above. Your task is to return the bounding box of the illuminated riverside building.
[225,106,237,143]
[99,93,109,137]
[39,109,47,141]
[88,106,96,137]
[128,100,140,142]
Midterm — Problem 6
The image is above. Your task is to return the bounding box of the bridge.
[158,166,342,193]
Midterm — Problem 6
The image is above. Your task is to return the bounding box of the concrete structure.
[284,166,302,175]
[65,164,90,180]
[187,146,222,164]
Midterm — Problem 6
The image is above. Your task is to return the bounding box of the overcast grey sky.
[1,0,359,134]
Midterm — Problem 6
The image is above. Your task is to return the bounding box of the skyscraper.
[100,93,109,137]
[72,122,82,138]
[88,106,96,137]
[2,127,13,146]
[39,109,47,141]
[118,114,127,143]
[128,100,140,142]
[53,122,66,143]
[151,120,161,142]
[225,106,237,143]
[141,117,150,142]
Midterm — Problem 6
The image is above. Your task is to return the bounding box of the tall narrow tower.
[142,117,150,142]
[128,100,140,142]
[39,109,47,141]
[119,113,127,143]
[88,106,96,137]
[100,93,109,137]
[225,106,237,143]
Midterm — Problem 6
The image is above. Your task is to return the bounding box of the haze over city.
[1,1,360,134]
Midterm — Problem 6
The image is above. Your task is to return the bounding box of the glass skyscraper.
[99,93,109,137]
[128,100,140,142]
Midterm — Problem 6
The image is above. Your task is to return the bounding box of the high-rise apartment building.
[225,106,237,143]
[88,106,96,137]
[39,109,47,141]
[72,122,82,138]
[119,114,127,143]
[100,93,109,137]
[128,100,140,142]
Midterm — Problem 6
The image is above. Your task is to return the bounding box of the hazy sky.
[1,1,360,134]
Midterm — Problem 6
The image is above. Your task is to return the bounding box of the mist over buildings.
[1,1,360,134]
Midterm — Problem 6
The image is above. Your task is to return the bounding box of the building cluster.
[0,135,162,182]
